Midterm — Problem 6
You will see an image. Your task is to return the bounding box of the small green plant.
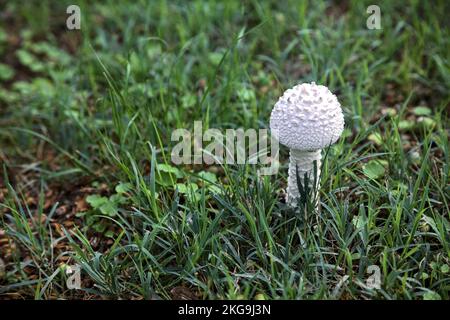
[77,182,132,236]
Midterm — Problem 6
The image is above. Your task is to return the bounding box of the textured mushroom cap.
[270,82,344,150]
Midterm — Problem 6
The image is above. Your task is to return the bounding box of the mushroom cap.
[270,82,344,151]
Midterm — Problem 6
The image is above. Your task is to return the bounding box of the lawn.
[0,0,449,300]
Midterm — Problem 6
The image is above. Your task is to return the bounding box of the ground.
[0,1,449,300]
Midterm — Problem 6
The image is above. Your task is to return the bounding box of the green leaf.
[86,194,119,216]
[423,291,441,300]
[383,107,397,117]
[0,88,19,103]
[115,182,132,194]
[197,170,222,194]
[16,49,45,72]
[420,272,429,280]
[0,27,7,43]
[181,94,196,109]
[398,120,415,131]
[197,171,217,183]
[105,230,115,238]
[440,264,449,274]
[99,201,118,216]
[156,164,182,186]
[254,293,266,300]
[413,106,432,116]
[418,117,436,130]
[109,193,127,205]
[157,164,182,177]
[208,52,224,66]
[237,87,255,102]
[29,42,71,65]
[86,195,108,209]
[0,63,15,81]
[176,183,198,194]
[368,133,382,146]
[363,160,386,180]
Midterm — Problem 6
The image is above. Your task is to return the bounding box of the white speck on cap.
[270,82,345,150]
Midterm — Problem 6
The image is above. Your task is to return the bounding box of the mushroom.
[270,82,344,208]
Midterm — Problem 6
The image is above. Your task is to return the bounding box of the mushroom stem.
[287,149,321,208]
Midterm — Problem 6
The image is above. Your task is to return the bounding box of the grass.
[0,0,449,300]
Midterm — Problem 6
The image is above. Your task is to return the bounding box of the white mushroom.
[270,82,344,208]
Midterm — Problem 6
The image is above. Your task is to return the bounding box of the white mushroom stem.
[287,149,321,208]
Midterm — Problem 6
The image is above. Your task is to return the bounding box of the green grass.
[0,0,449,300]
